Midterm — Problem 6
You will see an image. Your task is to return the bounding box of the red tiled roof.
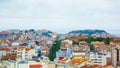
[25,48,31,51]
[10,55,17,60]
[73,50,85,52]
[18,46,25,50]
[0,48,10,51]
[81,64,103,68]
[113,37,120,42]
[41,47,48,51]
[1,55,9,60]
[81,65,89,68]
[89,65,103,68]
[30,64,42,68]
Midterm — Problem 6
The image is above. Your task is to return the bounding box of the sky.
[0,0,120,35]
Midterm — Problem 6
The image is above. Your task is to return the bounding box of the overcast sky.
[0,0,120,35]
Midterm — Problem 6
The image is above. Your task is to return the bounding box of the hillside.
[69,29,110,36]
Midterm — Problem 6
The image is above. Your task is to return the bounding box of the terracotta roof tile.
[25,48,31,51]
[0,48,10,51]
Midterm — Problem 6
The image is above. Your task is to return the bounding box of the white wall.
[18,64,29,68]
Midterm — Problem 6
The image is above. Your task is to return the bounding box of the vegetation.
[104,38,112,44]
[47,35,112,60]
[69,29,107,36]
[69,35,88,42]
[69,36,112,45]
[69,36,112,51]
[35,41,39,45]
[48,41,61,61]
[81,37,112,44]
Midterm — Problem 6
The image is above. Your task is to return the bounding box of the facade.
[111,47,117,67]
[72,51,86,58]
[18,62,42,68]
[17,46,37,61]
[90,53,107,66]
[17,46,26,61]
[41,46,48,56]
[91,41,108,55]
[2,60,42,68]
[56,48,72,61]
[2,60,15,68]
[71,44,89,58]
[111,46,120,67]
[61,39,73,48]
[0,48,10,61]
[79,41,88,46]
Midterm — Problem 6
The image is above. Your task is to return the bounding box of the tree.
[48,41,61,61]
[96,37,103,42]
[81,37,94,44]
[104,38,112,44]
[35,41,39,45]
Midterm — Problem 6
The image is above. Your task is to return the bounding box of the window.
[18,55,22,57]
[98,56,102,58]
[117,50,119,62]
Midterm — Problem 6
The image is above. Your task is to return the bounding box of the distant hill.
[69,29,110,37]
[0,29,116,40]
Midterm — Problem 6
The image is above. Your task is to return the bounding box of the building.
[90,53,107,66]
[0,48,10,61]
[111,46,120,67]
[17,46,25,61]
[56,48,72,61]
[71,44,89,58]
[18,61,42,68]
[79,41,88,46]
[2,60,42,68]
[61,39,73,48]
[16,46,37,61]
[68,57,92,68]
[91,41,108,55]
[41,46,48,56]
[2,60,15,68]
[72,50,86,58]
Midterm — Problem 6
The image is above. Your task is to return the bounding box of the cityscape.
[0,29,120,68]
[0,0,120,68]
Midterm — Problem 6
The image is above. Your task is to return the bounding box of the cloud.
[0,0,120,34]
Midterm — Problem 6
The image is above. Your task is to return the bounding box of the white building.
[71,44,89,58]
[16,46,37,61]
[72,51,86,58]
[90,53,107,66]
[61,39,73,45]
[56,48,72,61]
[18,61,42,68]
[2,60,42,68]
[2,60,15,68]
[17,47,25,61]
[0,48,10,61]
[111,46,120,67]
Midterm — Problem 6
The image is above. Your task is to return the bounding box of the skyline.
[0,0,120,35]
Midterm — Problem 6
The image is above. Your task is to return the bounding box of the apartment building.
[56,48,72,61]
[90,53,107,66]
[0,48,10,61]
[16,46,37,61]
[71,44,89,58]
[17,46,26,61]
[111,46,120,67]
